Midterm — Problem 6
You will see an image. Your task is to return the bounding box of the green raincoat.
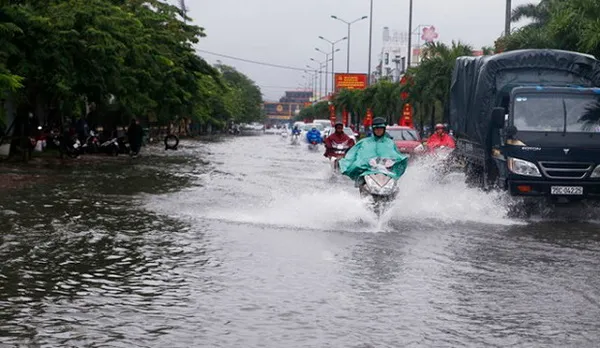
[339,135,409,181]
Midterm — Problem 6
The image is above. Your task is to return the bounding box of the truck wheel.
[486,163,501,190]
[464,163,483,188]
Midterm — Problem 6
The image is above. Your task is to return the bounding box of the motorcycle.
[359,157,400,216]
[99,136,120,156]
[326,140,352,174]
[425,145,463,183]
[48,130,81,158]
[290,133,300,145]
[307,140,320,151]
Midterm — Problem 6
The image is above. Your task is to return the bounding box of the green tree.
[216,64,264,124]
[0,0,261,136]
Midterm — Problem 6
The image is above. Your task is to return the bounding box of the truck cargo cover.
[449,49,600,144]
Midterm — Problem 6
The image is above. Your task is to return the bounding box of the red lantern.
[364,108,373,127]
[399,103,414,128]
[401,91,409,101]
[329,104,336,126]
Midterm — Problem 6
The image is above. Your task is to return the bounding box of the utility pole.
[407,0,413,68]
[367,0,374,85]
[505,0,512,36]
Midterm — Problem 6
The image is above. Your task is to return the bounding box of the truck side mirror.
[491,107,505,128]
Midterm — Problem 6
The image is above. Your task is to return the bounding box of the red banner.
[364,108,373,127]
[342,109,349,126]
[335,73,368,92]
[399,103,414,128]
[329,103,336,126]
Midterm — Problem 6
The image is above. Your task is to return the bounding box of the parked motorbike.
[99,135,120,156]
[84,130,101,153]
[48,130,80,158]
[359,157,400,216]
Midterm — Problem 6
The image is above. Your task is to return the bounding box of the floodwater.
[1,135,600,347]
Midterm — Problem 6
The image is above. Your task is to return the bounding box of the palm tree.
[417,41,474,124]
[511,0,553,28]
[0,18,23,94]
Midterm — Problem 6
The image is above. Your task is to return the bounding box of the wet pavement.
[1,135,600,347]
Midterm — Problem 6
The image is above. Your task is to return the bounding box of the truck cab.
[450,49,600,203]
[492,86,600,202]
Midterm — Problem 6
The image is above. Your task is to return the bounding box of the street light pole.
[315,49,330,97]
[367,0,374,85]
[306,65,320,101]
[505,0,511,36]
[407,0,413,68]
[311,58,331,100]
[331,15,368,73]
[319,37,346,95]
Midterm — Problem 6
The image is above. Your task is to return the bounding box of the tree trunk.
[430,102,436,135]
[443,101,450,125]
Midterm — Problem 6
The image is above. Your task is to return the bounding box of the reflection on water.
[0,143,215,346]
[1,137,600,347]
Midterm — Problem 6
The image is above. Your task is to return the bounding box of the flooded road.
[1,135,600,347]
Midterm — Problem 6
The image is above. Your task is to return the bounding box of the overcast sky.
[186,0,539,101]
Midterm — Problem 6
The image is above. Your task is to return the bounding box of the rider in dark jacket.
[324,122,355,157]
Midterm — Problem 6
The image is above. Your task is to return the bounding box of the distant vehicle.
[386,126,424,155]
[301,123,325,140]
[322,126,357,143]
[312,119,332,129]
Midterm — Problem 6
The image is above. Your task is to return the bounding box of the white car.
[322,126,357,143]
[302,123,325,142]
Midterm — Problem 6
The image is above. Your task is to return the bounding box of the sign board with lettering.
[334,73,368,92]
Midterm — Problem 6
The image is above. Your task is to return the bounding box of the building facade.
[374,27,485,83]
[263,90,313,123]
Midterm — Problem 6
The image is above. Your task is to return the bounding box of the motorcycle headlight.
[591,165,600,178]
[364,175,397,195]
[507,157,541,177]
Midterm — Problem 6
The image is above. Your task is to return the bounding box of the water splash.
[386,157,516,226]
[147,150,523,232]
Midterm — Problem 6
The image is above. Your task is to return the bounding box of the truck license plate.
[551,186,583,195]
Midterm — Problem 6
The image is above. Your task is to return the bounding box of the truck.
[449,49,600,205]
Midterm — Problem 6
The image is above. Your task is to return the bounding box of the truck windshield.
[513,93,600,132]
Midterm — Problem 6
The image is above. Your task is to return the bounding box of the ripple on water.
[2,138,600,347]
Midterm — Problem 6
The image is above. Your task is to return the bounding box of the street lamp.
[304,69,317,101]
[310,57,332,100]
[331,15,368,73]
[306,65,319,102]
[317,38,345,96]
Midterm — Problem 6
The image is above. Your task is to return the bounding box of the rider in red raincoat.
[324,122,355,157]
[426,124,455,150]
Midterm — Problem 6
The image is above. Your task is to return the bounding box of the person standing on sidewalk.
[127,118,144,156]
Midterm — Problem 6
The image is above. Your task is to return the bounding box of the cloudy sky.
[186,0,539,101]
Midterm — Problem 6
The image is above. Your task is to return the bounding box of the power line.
[259,85,312,89]
[196,48,334,74]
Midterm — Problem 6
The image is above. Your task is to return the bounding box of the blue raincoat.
[339,135,408,181]
[306,129,322,143]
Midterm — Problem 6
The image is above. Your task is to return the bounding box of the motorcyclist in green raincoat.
[339,117,409,188]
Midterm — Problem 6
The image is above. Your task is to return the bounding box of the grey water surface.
[1,136,599,347]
